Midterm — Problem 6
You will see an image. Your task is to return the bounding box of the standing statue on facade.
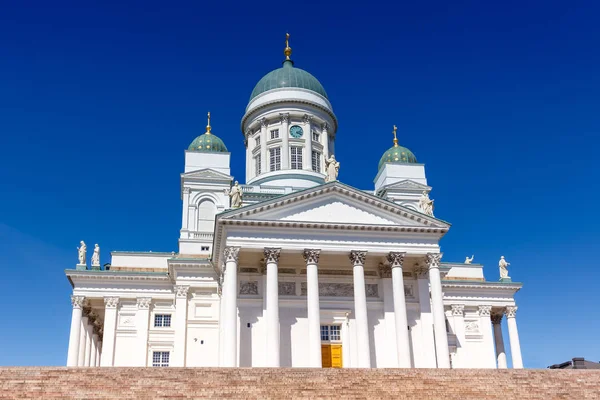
[499,256,511,280]
[324,154,340,182]
[91,244,100,267]
[464,255,474,264]
[226,181,243,208]
[77,241,87,265]
[419,191,435,216]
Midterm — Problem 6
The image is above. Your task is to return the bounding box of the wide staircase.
[1,368,599,399]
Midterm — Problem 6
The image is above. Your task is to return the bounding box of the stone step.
[0,368,599,399]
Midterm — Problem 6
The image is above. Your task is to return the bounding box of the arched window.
[197,199,217,232]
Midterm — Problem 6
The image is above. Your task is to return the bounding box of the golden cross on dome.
[393,125,398,147]
[284,33,292,60]
[206,112,211,134]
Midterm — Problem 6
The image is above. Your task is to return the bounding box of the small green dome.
[188,133,228,153]
[378,144,418,170]
[250,60,328,101]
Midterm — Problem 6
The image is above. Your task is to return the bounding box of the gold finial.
[284,33,292,60]
[392,125,398,147]
[206,112,211,134]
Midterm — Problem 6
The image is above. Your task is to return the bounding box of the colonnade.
[491,306,523,368]
[67,296,102,367]
[219,247,451,368]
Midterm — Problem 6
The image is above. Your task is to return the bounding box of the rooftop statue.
[325,154,340,182]
[499,256,511,280]
[91,244,100,268]
[226,181,243,209]
[464,255,474,264]
[419,191,434,216]
[77,241,87,265]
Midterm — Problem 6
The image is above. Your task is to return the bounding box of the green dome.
[378,144,418,170]
[188,133,228,153]
[250,60,328,101]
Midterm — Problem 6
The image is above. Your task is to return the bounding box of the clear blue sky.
[1,0,598,368]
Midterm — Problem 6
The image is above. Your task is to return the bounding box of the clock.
[289,125,304,138]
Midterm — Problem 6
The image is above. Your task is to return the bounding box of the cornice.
[442,280,523,291]
[65,270,170,288]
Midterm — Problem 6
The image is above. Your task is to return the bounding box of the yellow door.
[321,344,343,368]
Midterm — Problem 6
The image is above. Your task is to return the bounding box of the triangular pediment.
[182,168,232,181]
[384,180,431,192]
[219,182,449,229]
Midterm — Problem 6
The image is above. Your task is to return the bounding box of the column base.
[76,264,88,271]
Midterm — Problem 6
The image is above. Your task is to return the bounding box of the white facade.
[65,40,523,369]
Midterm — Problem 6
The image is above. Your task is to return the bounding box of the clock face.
[289,125,303,138]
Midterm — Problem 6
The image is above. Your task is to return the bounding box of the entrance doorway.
[321,325,342,368]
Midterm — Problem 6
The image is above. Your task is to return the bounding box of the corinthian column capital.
[175,285,190,299]
[491,313,503,325]
[264,248,281,264]
[451,304,465,317]
[349,250,367,266]
[426,253,443,269]
[224,246,240,263]
[71,295,86,309]
[279,113,289,124]
[104,297,119,309]
[505,306,518,318]
[387,252,406,268]
[303,249,320,264]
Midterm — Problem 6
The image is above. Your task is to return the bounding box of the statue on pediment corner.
[77,241,87,265]
[464,255,474,264]
[499,256,511,280]
[91,244,101,268]
[419,191,434,216]
[225,181,243,208]
[325,154,340,183]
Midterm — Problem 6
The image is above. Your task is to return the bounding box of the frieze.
[365,284,379,298]
[464,320,480,334]
[239,281,259,295]
[278,282,296,296]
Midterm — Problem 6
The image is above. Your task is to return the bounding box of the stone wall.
[1,368,599,399]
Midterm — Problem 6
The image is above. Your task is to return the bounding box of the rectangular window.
[154,314,172,328]
[270,129,279,140]
[255,136,261,146]
[152,351,170,367]
[201,246,209,252]
[312,131,320,142]
[255,154,262,175]
[320,325,341,342]
[269,147,281,171]
[290,146,303,169]
[312,151,321,173]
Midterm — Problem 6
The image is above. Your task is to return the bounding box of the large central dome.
[249,59,328,101]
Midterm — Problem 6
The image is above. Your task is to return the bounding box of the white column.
[136,297,151,367]
[349,250,371,368]
[303,249,322,367]
[492,313,507,369]
[222,246,240,367]
[84,320,93,366]
[426,253,450,368]
[90,333,98,367]
[218,273,226,366]
[414,268,436,367]
[387,252,411,368]
[67,296,85,366]
[303,114,313,171]
[322,123,330,160]
[280,113,290,169]
[78,314,89,367]
[506,306,523,368]
[479,305,497,368]
[100,297,119,367]
[264,248,281,367]
[96,341,102,367]
[181,187,190,233]
[173,286,189,367]
[260,118,268,174]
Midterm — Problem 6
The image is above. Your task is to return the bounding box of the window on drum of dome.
[269,148,281,171]
[290,146,303,169]
[154,314,171,328]
[152,351,170,367]
[312,150,321,173]
[312,131,320,143]
[255,154,261,175]
[270,129,279,140]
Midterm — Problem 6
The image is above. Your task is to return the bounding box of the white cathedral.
[65,36,523,370]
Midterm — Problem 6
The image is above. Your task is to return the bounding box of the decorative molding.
[224,246,240,263]
[303,114,313,124]
[478,305,492,317]
[104,297,119,309]
[239,281,259,295]
[387,252,406,269]
[175,285,190,298]
[426,253,443,269]
[505,306,518,318]
[378,263,392,278]
[259,117,267,128]
[303,249,321,265]
[183,187,191,194]
[451,304,465,317]
[365,284,379,298]
[264,248,281,264]
[464,320,480,334]
[71,295,86,309]
[349,250,367,266]
[412,264,429,279]
[279,113,290,124]
[278,282,296,296]
[491,313,503,325]
[137,297,152,309]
